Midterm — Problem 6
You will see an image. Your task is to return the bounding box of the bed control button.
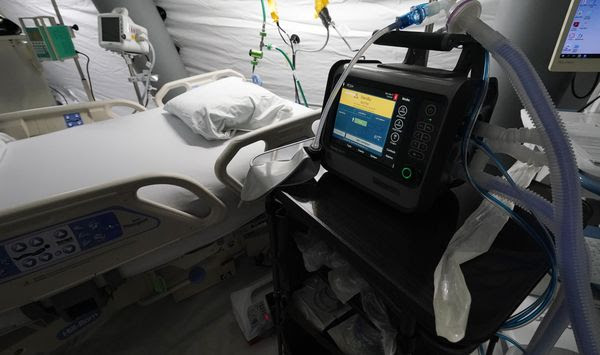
[30,238,44,247]
[62,245,76,254]
[54,229,69,239]
[12,242,27,253]
[22,258,37,268]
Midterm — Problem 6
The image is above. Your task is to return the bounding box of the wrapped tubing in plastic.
[462,15,600,354]
[475,122,543,146]
[433,162,542,342]
[485,140,548,167]
[474,173,555,233]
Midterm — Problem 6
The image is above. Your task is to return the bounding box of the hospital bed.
[0,69,318,326]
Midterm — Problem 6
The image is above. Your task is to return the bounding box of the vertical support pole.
[50,0,64,25]
[50,0,95,101]
[73,56,95,101]
[124,55,144,105]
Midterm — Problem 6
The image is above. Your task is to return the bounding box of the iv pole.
[50,0,95,101]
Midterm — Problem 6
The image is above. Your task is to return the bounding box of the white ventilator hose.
[450,3,600,354]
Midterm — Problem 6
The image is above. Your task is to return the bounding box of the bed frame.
[0,69,320,314]
[0,99,145,140]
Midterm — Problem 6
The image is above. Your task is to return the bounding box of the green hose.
[274,47,295,70]
[296,79,308,107]
[259,0,266,23]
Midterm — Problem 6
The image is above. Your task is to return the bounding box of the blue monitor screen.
[332,84,398,157]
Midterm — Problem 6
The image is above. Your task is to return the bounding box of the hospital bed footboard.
[215,110,321,194]
[0,174,226,313]
[0,99,145,139]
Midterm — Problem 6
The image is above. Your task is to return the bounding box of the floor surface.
[57,259,276,355]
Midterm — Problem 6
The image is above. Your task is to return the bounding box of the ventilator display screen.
[561,0,600,58]
[333,83,397,157]
[101,17,120,43]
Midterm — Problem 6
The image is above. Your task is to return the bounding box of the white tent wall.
[0,0,498,107]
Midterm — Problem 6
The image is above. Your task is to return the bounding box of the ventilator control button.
[22,258,37,268]
[54,229,69,239]
[62,245,76,254]
[408,150,425,160]
[394,119,404,130]
[11,242,27,253]
[39,253,53,262]
[425,104,437,116]
[401,167,413,180]
[29,238,44,247]
[398,105,408,117]
[390,132,400,143]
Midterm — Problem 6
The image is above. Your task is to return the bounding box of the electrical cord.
[49,87,68,104]
[578,94,600,112]
[331,22,358,52]
[277,23,291,46]
[296,26,331,54]
[571,72,600,99]
[76,51,96,100]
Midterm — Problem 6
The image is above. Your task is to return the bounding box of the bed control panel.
[63,112,84,128]
[0,207,160,284]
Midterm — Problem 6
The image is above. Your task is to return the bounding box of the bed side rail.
[215,110,321,195]
[0,173,226,313]
[0,99,145,140]
[154,69,246,107]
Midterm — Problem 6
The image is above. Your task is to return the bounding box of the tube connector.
[396,0,457,29]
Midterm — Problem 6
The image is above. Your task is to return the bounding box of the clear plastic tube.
[311,1,456,151]
[310,23,397,150]
[460,14,599,354]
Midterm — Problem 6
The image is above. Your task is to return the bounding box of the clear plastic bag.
[292,276,350,331]
[361,288,397,355]
[433,161,542,342]
[294,230,349,272]
[328,314,383,355]
[328,265,368,304]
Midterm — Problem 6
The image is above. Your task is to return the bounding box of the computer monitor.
[549,0,600,72]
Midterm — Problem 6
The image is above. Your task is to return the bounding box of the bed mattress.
[0,104,314,275]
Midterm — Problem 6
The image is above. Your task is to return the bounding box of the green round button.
[401,167,413,180]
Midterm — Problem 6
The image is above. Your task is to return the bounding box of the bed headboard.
[154,69,246,107]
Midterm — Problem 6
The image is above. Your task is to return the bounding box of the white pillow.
[164,76,294,140]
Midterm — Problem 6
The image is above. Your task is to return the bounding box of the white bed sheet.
[0,103,314,275]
